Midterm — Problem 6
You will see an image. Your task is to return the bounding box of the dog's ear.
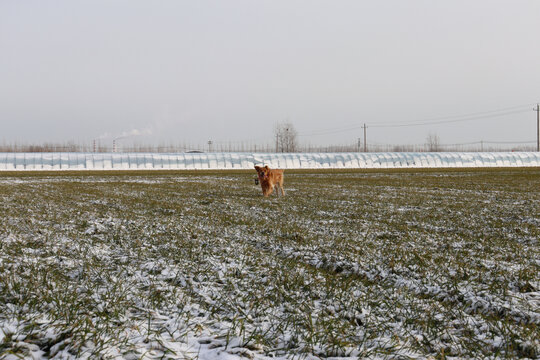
[254,166,260,170]
[264,165,269,170]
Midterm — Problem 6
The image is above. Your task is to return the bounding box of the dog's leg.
[279,179,285,196]
[263,184,271,197]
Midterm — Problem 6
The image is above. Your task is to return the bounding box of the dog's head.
[254,165,270,180]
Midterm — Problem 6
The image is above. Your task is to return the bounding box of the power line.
[367,140,536,147]
[374,103,535,125]
[482,140,536,144]
[370,109,530,128]
[299,124,368,137]
[298,103,535,136]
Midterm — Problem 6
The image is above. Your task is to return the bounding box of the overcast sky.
[1,0,539,149]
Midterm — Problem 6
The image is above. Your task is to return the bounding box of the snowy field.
[0,169,539,359]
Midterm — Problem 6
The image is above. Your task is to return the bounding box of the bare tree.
[425,132,441,152]
[274,121,298,153]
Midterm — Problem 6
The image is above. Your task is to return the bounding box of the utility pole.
[286,127,289,153]
[362,124,367,152]
[536,104,540,152]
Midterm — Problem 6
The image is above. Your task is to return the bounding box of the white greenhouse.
[0,152,539,171]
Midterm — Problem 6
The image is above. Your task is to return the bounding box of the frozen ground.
[0,169,539,359]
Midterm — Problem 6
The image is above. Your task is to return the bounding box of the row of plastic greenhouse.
[0,152,539,171]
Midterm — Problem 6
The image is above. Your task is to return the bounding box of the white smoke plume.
[96,132,112,140]
[114,128,153,141]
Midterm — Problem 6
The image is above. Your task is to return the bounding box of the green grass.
[0,168,539,358]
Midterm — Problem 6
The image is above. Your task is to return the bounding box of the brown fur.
[254,165,285,197]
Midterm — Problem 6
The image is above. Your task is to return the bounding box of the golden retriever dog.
[254,165,285,197]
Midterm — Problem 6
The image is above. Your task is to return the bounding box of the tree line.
[1,124,534,153]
